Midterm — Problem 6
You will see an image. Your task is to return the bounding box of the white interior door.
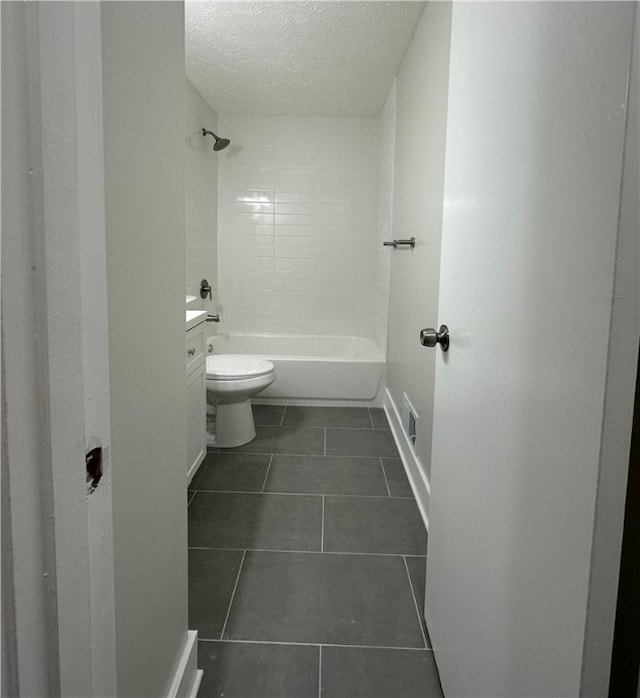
[425,4,636,697]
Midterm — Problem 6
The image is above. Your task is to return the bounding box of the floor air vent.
[401,393,419,448]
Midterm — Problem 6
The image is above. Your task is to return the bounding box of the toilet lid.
[206,354,274,381]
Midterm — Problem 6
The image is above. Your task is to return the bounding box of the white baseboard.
[166,630,202,698]
[188,670,203,698]
[188,449,206,487]
[384,388,430,532]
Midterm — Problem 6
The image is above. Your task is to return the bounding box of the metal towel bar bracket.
[383,237,415,249]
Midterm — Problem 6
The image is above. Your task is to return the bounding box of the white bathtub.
[211,333,386,406]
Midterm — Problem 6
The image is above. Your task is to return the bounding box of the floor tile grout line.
[321,495,325,552]
[187,491,197,507]
[323,428,327,456]
[207,452,399,461]
[325,426,392,432]
[367,407,375,429]
[318,644,322,698]
[207,449,396,458]
[379,458,392,498]
[208,450,324,458]
[219,549,247,641]
[199,638,431,652]
[286,425,388,431]
[280,405,286,426]
[188,546,421,558]
[189,488,412,500]
[253,425,388,431]
[188,489,323,499]
[261,454,274,493]
[403,555,429,650]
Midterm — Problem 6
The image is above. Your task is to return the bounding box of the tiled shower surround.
[217,116,392,343]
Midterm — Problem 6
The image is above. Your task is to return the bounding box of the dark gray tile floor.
[189,405,442,698]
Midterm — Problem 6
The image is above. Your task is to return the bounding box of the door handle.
[420,325,449,352]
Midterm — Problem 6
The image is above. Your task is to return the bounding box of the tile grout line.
[257,424,390,432]
[318,645,322,698]
[321,495,325,552]
[219,549,247,641]
[187,491,197,507]
[190,489,337,499]
[206,449,394,458]
[403,555,429,650]
[367,407,375,429]
[242,425,393,432]
[207,450,324,458]
[323,428,327,456]
[191,488,411,499]
[261,454,274,492]
[379,458,392,498]
[188,545,425,559]
[280,406,286,427]
[199,638,430,652]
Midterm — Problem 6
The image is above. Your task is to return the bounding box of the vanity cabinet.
[186,321,206,484]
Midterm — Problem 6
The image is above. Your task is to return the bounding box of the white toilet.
[205,354,276,448]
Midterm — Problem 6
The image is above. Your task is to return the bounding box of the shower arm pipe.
[202,128,230,151]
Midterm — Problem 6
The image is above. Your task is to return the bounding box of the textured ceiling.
[186,1,425,117]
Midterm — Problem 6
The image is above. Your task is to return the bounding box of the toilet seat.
[206,354,274,381]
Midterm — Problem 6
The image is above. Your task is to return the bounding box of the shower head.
[202,128,230,151]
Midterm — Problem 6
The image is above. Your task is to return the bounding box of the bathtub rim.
[212,331,386,363]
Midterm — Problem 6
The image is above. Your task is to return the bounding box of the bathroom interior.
[179,2,639,696]
[4,1,637,697]
[184,3,441,695]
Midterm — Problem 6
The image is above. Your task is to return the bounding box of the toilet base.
[209,398,256,448]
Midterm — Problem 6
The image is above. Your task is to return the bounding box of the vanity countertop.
[186,309,207,331]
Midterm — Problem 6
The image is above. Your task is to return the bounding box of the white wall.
[216,116,382,339]
[384,2,451,516]
[102,4,192,696]
[373,84,395,352]
[186,78,218,308]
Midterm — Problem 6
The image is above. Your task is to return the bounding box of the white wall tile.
[273,278,315,291]
[274,191,318,203]
[275,213,318,227]
[274,225,317,238]
[274,202,319,215]
[275,170,318,192]
[274,235,317,248]
[230,168,275,192]
[217,115,386,343]
[317,213,361,228]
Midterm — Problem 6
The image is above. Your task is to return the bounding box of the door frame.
[1,3,116,695]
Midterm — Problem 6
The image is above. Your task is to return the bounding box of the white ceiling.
[185,1,426,117]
